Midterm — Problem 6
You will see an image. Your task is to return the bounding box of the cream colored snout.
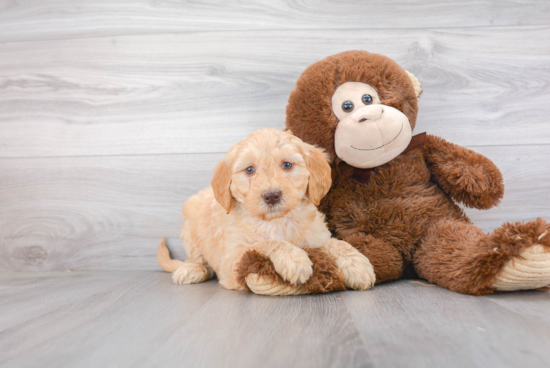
[334,104,412,169]
[353,104,384,122]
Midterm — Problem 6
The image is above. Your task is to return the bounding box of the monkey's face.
[331,82,412,169]
[285,51,421,169]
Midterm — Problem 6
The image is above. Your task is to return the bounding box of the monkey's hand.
[422,134,504,209]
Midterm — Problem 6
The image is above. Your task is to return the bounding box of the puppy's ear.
[212,158,233,214]
[303,143,332,206]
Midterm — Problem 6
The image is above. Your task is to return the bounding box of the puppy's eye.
[341,101,354,113]
[245,166,255,175]
[282,162,292,170]
[362,94,373,105]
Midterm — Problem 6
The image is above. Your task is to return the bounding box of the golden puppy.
[157,128,375,291]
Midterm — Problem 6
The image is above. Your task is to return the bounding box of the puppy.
[157,128,375,291]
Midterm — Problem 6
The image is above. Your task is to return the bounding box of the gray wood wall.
[1,0,549,272]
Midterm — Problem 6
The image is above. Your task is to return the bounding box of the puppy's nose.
[263,190,281,205]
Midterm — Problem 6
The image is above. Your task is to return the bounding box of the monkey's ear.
[302,143,332,206]
[405,71,422,98]
[212,158,233,214]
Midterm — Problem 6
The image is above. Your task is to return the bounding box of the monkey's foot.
[236,247,347,296]
[245,274,308,295]
[493,241,550,291]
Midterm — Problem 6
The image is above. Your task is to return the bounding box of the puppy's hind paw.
[271,247,313,285]
[172,262,212,285]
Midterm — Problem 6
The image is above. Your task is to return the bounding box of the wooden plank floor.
[1,272,550,368]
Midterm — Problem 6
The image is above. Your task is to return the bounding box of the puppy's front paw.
[340,252,376,290]
[270,247,313,285]
[325,239,376,290]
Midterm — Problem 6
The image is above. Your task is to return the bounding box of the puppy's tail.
[157,238,185,272]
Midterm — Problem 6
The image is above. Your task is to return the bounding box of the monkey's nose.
[353,105,384,122]
[263,190,282,205]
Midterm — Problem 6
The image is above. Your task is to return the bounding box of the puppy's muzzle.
[263,190,281,205]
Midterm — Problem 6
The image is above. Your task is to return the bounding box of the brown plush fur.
[236,248,347,293]
[423,135,505,210]
[320,149,470,286]
[415,217,550,295]
[345,233,405,283]
[286,51,419,162]
[273,50,549,295]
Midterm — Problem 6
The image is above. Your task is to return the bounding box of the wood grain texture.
[486,290,550,329]
[0,271,372,368]
[0,145,548,271]
[0,0,549,42]
[1,26,550,158]
[342,280,550,368]
[0,152,223,272]
[1,273,549,368]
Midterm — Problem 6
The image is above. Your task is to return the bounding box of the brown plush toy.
[238,50,550,296]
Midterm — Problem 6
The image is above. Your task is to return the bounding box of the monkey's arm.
[422,134,504,209]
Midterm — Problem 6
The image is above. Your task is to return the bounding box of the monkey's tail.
[157,238,185,272]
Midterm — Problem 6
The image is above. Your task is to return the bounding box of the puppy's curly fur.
[157,128,375,292]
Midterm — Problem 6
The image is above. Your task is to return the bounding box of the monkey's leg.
[414,217,550,295]
[343,233,404,284]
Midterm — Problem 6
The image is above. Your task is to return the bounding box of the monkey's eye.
[282,162,292,170]
[341,101,354,113]
[245,166,255,175]
[362,94,373,105]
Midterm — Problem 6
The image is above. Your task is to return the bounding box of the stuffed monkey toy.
[237,50,550,296]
